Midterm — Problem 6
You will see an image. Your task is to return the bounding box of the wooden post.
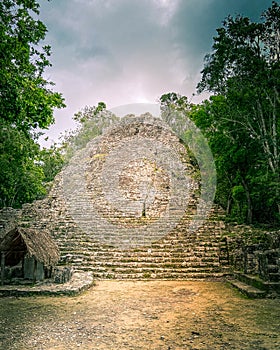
[1,252,5,286]
[33,258,37,284]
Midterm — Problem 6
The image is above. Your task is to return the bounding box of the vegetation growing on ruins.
[0,1,279,228]
[61,103,119,161]
[160,2,280,226]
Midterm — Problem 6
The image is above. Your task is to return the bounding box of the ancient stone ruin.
[0,113,229,280]
[0,113,279,297]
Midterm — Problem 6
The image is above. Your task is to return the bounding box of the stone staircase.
[1,190,230,280]
[48,114,230,279]
[50,210,230,279]
[8,190,231,280]
[2,113,278,286]
[6,113,232,280]
[229,272,280,298]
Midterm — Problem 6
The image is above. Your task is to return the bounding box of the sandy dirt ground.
[0,280,279,350]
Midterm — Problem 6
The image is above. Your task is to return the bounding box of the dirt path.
[0,280,279,349]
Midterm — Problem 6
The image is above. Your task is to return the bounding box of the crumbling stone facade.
[1,114,231,279]
[226,226,280,282]
[1,113,279,293]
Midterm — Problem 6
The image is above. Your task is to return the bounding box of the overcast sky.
[38,0,273,144]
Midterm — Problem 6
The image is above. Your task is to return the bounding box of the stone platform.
[0,272,94,297]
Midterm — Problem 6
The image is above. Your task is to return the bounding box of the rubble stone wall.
[1,114,231,279]
[225,226,280,282]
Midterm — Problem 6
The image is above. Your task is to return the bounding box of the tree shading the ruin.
[0,0,65,208]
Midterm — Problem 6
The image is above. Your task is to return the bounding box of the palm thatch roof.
[0,227,60,267]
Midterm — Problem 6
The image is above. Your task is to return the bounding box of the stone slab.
[228,279,267,298]
[0,272,94,297]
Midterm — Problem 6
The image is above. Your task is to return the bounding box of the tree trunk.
[241,177,253,224]
[226,194,232,215]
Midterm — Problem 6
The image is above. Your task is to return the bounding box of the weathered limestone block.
[225,225,280,282]
[53,266,73,284]
[1,113,230,279]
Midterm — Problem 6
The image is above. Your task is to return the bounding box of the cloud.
[169,0,273,79]
[38,0,273,145]
[41,0,186,106]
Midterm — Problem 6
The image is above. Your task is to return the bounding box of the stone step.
[76,265,222,274]
[267,264,278,273]
[233,272,267,290]
[56,240,222,251]
[233,272,280,296]
[59,254,221,267]
[55,232,222,239]
[58,242,221,251]
[59,255,221,266]
[72,260,221,269]
[60,257,221,268]
[54,232,222,241]
[268,273,280,282]
[89,271,226,280]
[59,247,221,256]
[58,259,222,271]
[228,279,267,298]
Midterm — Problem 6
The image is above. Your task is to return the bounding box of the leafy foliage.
[40,144,65,183]
[61,103,119,160]
[0,0,65,208]
[0,0,65,130]
[0,122,46,208]
[162,94,278,226]
[194,1,279,225]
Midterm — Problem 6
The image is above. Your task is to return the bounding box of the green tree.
[160,88,279,224]
[189,96,257,224]
[0,123,46,207]
[0,0,65,208]
[40,144,65,183]
[62,103,119,160]
[160,92,217,231]
[0,0,65,130]
[197,1,280,224]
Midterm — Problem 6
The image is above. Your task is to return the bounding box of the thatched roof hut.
[0,227,59,267]
[0,227,60,284]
